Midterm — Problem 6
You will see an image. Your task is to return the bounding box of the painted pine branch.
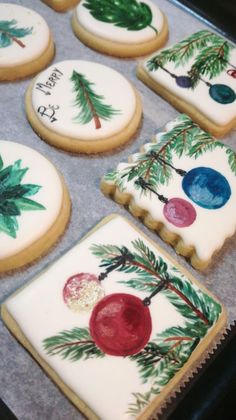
[0,19,33,48]
[188,41,232,87]
[70,70,120,129]
[147,30,216,71]
[90,239,220,326]
[83,0,157,34]
[43,327,104,361]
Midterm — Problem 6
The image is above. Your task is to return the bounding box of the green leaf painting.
[70,70,120,129]
[0,157,45,238]
[43,236,221,416]
[83,0,157,34]
[147,30,234,88]
[104,114,236,194]
[0,19,33,48]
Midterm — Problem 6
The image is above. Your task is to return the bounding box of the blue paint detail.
[209,84,236,104]
[176,76,192,88]
[182,167,231,209]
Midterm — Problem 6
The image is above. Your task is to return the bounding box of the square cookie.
[2,214,226,419]
[101,114,236,270]
[137,30,236,137]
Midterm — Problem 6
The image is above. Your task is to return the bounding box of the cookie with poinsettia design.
[41,0,79,12]
[0,141,71,273]
[101,114,236,270]
[72,0,168,57]
[0,4,54,81]
[1,214,226,419]
[25,60,142,153]
[137,30,236,137]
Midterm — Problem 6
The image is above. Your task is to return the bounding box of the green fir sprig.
[0,157,45,238]
[146,30,234,87]
[0,19,33,48]
[104,114,236,193]
[91,237,221,326]
[43,327,104,361]
[83,0,157,33]
[71,70,120,129]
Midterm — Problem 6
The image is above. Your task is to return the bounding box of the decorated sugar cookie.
[0,141,71,273]
[1,214,226,419]
[72,0,168,57]
[101,114,236,270]
[41,0,79,12]
[137,30,236,137]
[25,60,142,153]
[0,4,54,81]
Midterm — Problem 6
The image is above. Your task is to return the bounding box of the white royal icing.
[5,215,221,419]
[104,115,236,262]
[143,31,236,126]
[75,0,164,44]
[31,60,137,140]
[0,3,50,67]
[0,141,63,259]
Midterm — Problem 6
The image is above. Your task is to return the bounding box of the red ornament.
[63,273,104,312]
[227,69,236,78]
[89,293,152,356]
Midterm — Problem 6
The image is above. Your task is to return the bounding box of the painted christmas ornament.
[89,293,152,356]
[135,177,196,227]
[208,83,236,104]
[157,65,236,104]
[163,197,196,227]
[155,156,231,210]
[182,167,231,209]
[175,75,193,88]
[63,273,104,312]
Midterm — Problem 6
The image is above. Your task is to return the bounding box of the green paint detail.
[0,157,45,238]
[43,235,222,417]
[147,30,234,87]
[91,238,221,326]
[103,114,236,193]
[70,70,120,129]
[0,19,33,48]
[43,327,105,361]
[83,0,157,34]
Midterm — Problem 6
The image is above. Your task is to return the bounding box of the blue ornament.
[176,76,192,88]
[209,84,236,104]
[182,167,231,209]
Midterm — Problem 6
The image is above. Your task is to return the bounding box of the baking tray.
[0,1,235,419]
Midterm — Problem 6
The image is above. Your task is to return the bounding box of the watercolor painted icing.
[101,114,236,268]
[2,215,226,419]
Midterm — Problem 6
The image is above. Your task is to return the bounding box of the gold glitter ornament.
[63,273,105,312]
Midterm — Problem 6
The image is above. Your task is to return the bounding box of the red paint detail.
[163,197,196,227]
[227,69,236,78]
[89,293,152,356]
[63,273,99,303]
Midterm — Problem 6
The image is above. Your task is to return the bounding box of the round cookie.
[72,0,168,57]
[0,141,71,273]
[25,60,142,153]
[41,0,80,12]
[0,3,54,81]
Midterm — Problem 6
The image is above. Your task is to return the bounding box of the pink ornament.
[63,273,104,312]
[163,197,196,227]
